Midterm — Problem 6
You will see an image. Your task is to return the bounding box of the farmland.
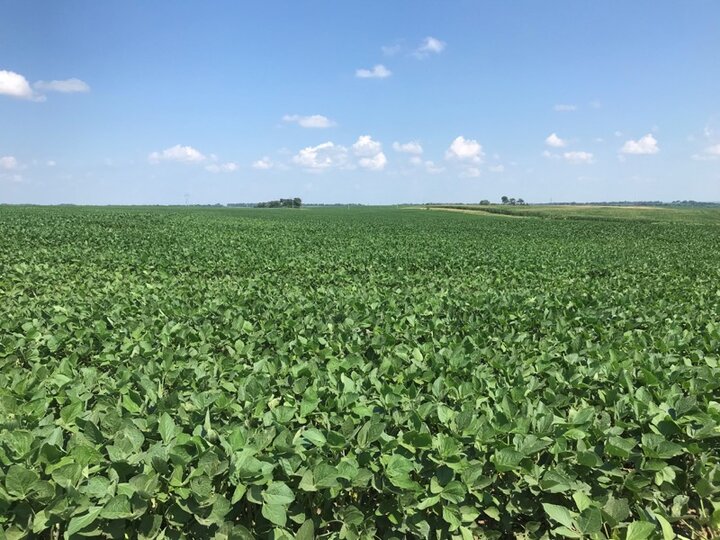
[1,206,719,539]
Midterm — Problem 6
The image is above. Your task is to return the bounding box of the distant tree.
[479,199,490,205]
[509,198,516,205]
[255,197,303,208]
[517,198,525,205]
[501,196,509,204]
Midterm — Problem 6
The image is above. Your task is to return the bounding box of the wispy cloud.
[563,151,594,164]
[691,143,720,161]
[356,64,392,79]
[34,78,90,93]
[252,157,273,170]
[381,42,403,56]
[205,162,238,173]
[414,36,446,58]
[0,156,19,170]
[282,114,336,128]
[554,104,577,112]
[392,141,423,154]
[148,144,206,164]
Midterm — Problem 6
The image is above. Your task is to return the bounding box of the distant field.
[428,204,720,224]
[1,206,719,538]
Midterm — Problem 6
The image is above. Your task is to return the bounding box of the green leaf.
[626,521,656,540]
[262,503,287,527]
[5,465,39,498]
[641,434,683,459]
[493,448,523,472]
[654,513,675,540]
[606,436,636,459]
[65,506,103,537]
[576,507,602,534]
[440,481,467,503]
[159,412,176,444]
[542,503,576,529]
[383,454,418,490]
[341,505,364,526]
[263,481,295,505]
[603,497,630,525]
[295,519,315,540]
[442,505,462,531]
[302,427,326,447]
[100,495,133,520]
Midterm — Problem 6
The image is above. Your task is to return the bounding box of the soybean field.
[1,206,719,539]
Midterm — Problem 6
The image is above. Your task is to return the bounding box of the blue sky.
[1,1,719,204]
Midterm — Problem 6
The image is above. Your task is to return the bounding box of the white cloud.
[445,136,484,163]
[545,133,566,148]
[563,151,594,164]
[355,64,392,79]
[353,135,386,170]
[352,135,382,157]
[282,114,336,128]
[620,134,659,155]
[0,70,42,100]
[47,160,56,167]
[0,156,19,170]
[205,162,238,173]
[488,164,505,173]
[293,141,348,170]
[392,141,423,154]
[691,143,720,161]
[414,36,446,57]
[1,71,90,101]
[554,104,577,112]
[34,78,90,93]
[148,144,206,164]
[358,152,387,170]
[252,157,273,169]
[614,131,623,137]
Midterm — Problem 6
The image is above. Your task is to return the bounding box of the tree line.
[254,198,302,208]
